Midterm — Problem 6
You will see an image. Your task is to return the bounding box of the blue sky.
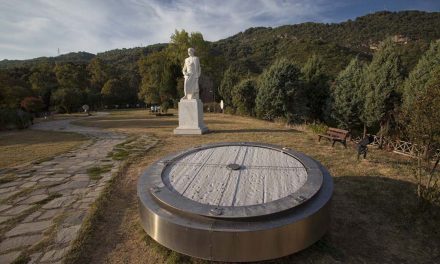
[0,0,439,60]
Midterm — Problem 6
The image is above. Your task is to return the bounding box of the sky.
[0,0,439,60]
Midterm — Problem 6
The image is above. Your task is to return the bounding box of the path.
[0,115,127,263]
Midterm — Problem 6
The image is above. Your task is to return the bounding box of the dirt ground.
[70,110,440,263]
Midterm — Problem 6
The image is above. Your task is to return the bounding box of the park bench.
[318,127,350,148]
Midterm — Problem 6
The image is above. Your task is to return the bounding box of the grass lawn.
[0,129,87,169]
[69,109,440,263]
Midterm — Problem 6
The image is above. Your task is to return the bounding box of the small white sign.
[220,100,224,110]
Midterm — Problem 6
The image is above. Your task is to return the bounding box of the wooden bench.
[318,128,349,148]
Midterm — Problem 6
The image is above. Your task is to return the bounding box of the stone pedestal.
[174,99,208,135]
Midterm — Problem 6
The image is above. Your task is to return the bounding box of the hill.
[0,52,95,69]
[212,10,440,76]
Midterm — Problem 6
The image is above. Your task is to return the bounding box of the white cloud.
[0,0,337,59]
[2,0,437,60]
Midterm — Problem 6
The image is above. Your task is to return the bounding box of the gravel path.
[0,115,127,263]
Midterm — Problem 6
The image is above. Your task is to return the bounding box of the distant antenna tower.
[57,48,60,55]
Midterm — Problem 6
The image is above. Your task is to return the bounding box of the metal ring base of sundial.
[138,142,333,262]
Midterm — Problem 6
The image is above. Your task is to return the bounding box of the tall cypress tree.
[363,38,404,138]
[331,57,366,131]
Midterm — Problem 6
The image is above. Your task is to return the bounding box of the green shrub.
[224,106,236,115]
[0,108,32,130]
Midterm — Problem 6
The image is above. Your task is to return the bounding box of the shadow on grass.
[73,118,237,130]
[210,128,301,134]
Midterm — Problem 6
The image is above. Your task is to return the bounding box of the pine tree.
[301,55,330,122]
[331,57,366,130]
[255,58,307,122]
[363,38,404,139]
[406,66,440,151]
[403,40,440,109]
[403,41,440,151]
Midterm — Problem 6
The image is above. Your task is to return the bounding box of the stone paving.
[0,115,151,263]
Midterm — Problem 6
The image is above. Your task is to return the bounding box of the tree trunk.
[378,123,385,149]
[363,124,367,138]
[417,157,422,198]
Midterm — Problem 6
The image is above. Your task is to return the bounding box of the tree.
[87,58,111,108]
[403,40,440,110]
[138,51,178,108]
[0,70,32,109]
[53,63,88,112]
[404,65,440,203]
[29,63,57,110]
[403,42,440,158]
[54,63,88,91]
[87,58,110,91]
[101,78,130,106]
[363,38,404,140]
[51,87,83,113]
[218,63,250,109]
[301,55,330,122]
[406,66,440,154]
[167,29,191,65]
[331,57,366,131]
[255,58,307,122]
[167,30,209,66]
[231,78,257,116]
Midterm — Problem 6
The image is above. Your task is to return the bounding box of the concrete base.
[174,99,208,135]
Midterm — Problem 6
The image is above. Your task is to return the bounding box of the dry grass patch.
[71,109,440,263]
[0,129,86,169]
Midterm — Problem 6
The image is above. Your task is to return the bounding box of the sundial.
[138,142,333,261]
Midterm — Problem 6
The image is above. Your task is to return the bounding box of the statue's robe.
[183,56,201,99]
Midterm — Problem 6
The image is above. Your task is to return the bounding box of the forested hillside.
[0,52,95,69]
[213,11,440,76]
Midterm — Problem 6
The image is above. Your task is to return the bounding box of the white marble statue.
[182,48,201,100]
[174,47,208,135]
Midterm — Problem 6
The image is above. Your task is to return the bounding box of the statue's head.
[188,48,195,56]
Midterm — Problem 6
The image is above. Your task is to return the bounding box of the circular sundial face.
[148,142,323,218]
[163,145,309,207]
